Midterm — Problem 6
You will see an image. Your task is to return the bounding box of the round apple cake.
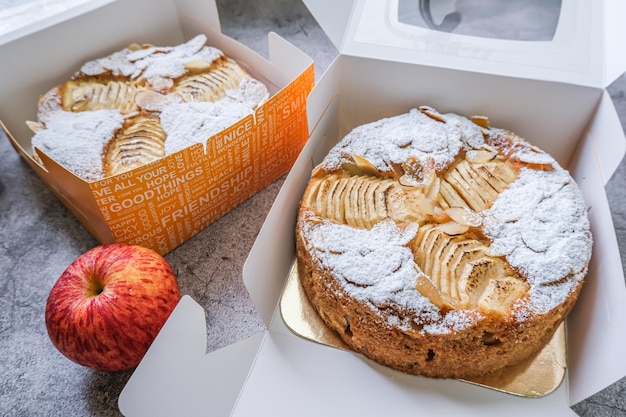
[27,34,269,181]
[295,106,592,379]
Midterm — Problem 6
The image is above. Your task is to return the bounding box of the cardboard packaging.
[121,0,626,415]
[0,0,314,256]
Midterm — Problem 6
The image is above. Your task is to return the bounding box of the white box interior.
[119,0,626,415]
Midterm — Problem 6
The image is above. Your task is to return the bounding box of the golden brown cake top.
[299,107,591,335]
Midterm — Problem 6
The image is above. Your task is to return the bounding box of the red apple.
[45,243,181,372]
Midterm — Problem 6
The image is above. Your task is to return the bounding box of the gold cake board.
[280,260,566,398]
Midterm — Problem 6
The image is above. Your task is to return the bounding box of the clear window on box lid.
[397,0,561,41]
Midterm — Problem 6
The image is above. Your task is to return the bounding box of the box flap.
[304,0,626,88]
[232,329,577,416]
[118,296,264,417]
[565,91,626,404]
[299,0,355,51]
[242,73,339,326]
[244,51,626,408]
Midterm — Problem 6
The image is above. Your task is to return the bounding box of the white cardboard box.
[120,1,626,415]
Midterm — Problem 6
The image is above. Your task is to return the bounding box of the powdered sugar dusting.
[442,112,487,150]
[303,218,450,330]
[80,48,137,79]
[422,310,477,335]
[321,109,472,173]
[161,99,256,154]
[161,78,265,154]
[512,145,557,165]
[301,108,591,333]
[483,167,591,315]
[31,110,124,181]
[80,35,223,86]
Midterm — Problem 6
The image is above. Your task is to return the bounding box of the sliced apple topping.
[459,257,501,305]
[440,158,517,211]
[63,79,142,114]
[413,226,529,317]
[437,180,467,210]
[304,174,436,228]
[310,165,325,178]
[104,115,167,177]
[476,276,529,316]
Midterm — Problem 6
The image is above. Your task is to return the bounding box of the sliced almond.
[401,156,422,177]
[26,120,43,133]
[184,59,213,73]
[398,174,422,188]
[470,115,490,128]
[351,154,381,177]
[444,207,482,228]
[415,272,457,310]
[466,149,497,164]
[150,77,174,94]
[127,43,143,51]
[419,106,445,123]
[311,164,325,178]
[134,90,170,111]
[307,215,324,225]
[425,176,441,200]
[416,198,442,216]
[438,221,469,236]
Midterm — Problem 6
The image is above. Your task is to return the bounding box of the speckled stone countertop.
[1,1,626,416]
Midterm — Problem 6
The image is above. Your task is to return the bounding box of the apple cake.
[27,34,269,181]
[295,106,592,379]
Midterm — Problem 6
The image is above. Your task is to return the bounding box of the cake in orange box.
[15,32,314,255]
[27,34,269,181]
[295,105,592,380]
